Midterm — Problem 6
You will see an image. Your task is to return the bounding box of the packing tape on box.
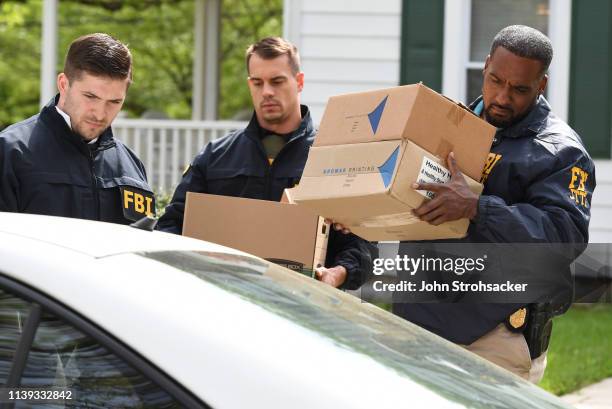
[446,103,467,126]
[343,211,421,228]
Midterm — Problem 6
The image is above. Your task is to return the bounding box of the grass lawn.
[539,304,612,396]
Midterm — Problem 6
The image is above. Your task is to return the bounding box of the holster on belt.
[506,303,553,360]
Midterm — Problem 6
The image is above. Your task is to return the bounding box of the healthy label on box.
[416,157,450,199]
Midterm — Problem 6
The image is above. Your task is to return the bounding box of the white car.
[0,213,572,408]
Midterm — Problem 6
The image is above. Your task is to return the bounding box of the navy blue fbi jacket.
[395,96,596,344]
[0,96,154,224]
[158,106,374,288]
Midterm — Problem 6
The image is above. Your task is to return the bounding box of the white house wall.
[284,0,402,123]
[589,161,612,243]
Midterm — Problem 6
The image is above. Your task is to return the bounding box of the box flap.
[281,188,294,204]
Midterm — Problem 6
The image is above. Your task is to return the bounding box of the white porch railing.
[112,118,247,194]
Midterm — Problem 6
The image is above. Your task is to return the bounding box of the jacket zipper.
[260,142,273,200]
[264,161,272,199]
[88,149,100,220]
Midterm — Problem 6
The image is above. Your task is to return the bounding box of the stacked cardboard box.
[291,83,495,241]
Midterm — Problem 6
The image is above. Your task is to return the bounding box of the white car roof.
[0,212,243,257]
[0,212,571,409]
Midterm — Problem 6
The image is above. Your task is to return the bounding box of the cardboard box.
[314,83,495,181]
[290,83,494,241]
[290,139,483,241]
[182,192,329,276]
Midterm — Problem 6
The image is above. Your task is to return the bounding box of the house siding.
[284,0,402,123]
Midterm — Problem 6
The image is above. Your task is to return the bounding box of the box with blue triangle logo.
[290,139,482,241]
[290,83,495,241]
[313,83,494,181]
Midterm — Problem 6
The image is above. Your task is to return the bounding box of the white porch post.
[40,0,58,107]
[442,0,470,102]
[548,0,572,122]
[192,0,205,120]
[192,0,220,120]
[282,0,301,48]
[203,0,220,120]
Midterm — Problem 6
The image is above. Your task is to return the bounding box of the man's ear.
[57,73,69,94]
[296,72,304,92]
[483,54,491,75]
[538,74,548,94]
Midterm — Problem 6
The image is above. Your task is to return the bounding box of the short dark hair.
[63,33,132,83]
[245,37,300,75]
[490,25,553,75]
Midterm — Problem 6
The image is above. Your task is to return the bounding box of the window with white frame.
[443,0,571,120]
[466,0,550,103]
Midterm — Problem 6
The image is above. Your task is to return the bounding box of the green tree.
[219,0,283,119]
[0,1,42,128]
[0,0,282,130]
[59,0,196,119]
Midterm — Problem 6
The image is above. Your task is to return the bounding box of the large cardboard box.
[182,192,329,276]
[290,140,483,241]
[314,83,494,181]
[291,84,494,241]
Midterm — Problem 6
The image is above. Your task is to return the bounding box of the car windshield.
[143,250,566,409]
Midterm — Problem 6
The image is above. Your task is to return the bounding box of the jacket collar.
[40,95,116,152]
[244,105,313,143]
[469,95,550,139]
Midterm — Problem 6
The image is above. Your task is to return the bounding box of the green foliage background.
[540,304,612,395]
[0,0,282,130]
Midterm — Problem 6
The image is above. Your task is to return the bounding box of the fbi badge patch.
[568,166,589,208]
[120,186,156,221]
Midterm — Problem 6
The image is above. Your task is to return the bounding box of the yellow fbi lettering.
[123,189,154,216]
[569,166,589,207]
[480,153,502,183]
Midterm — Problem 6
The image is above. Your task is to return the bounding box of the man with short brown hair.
[159,37,372,288]
[245,36,301,75]
[0,33,153,223]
